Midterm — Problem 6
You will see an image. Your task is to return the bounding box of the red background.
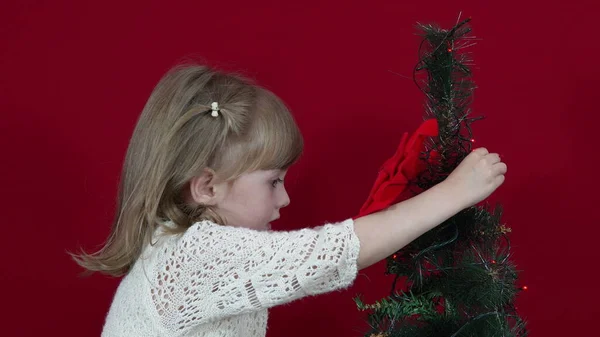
[1,1,598,336]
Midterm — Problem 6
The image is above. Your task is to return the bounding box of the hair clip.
[210,102,220,117]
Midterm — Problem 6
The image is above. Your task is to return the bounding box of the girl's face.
[215,169,290,231]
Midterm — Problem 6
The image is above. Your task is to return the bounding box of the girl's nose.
[279,187,290,208]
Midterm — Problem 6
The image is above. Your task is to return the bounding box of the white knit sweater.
[101,218,360,337]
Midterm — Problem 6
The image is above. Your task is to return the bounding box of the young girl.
[73,64,507,337]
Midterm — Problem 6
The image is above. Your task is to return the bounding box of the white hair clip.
[210,102,220,117]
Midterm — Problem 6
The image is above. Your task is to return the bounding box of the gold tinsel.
[498,225,512,234]
[358,302,382,311]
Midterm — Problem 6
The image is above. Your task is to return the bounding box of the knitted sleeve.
[150,218,360,333]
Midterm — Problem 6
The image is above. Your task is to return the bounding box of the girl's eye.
[271,178,284,187]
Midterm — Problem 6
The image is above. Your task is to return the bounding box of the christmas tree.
[355,17,528,337]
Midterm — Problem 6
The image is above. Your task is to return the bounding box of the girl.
[73,64,507,337]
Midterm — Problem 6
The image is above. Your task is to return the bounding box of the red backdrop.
[2,1,598,336]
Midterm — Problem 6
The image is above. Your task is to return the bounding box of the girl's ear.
[189,168,221,206]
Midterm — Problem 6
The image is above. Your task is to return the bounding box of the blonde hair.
[71,64,304,276]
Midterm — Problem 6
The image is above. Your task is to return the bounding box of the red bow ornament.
[355,119,439,219]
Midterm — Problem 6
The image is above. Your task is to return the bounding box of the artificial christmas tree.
[355,17,527,337]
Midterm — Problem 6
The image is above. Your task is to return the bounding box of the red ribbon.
[355,119,439,219]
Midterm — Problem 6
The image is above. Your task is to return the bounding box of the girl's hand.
[442,147,507,209]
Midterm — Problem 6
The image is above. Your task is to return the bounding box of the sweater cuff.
[338,218,361,289]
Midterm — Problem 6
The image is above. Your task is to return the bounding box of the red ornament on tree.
[355,119,439,218]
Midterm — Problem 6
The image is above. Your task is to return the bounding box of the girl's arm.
[354,181,463,270]
[354,147,506,270]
